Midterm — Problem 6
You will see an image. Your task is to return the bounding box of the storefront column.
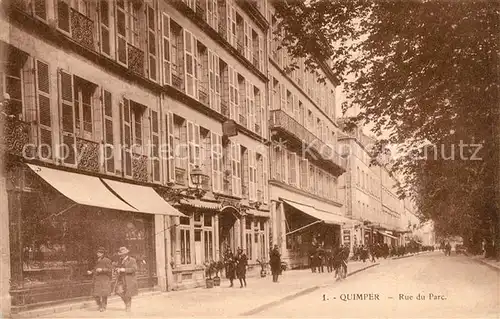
[271,201,278,246]
[214,214,220,260]
[241,215,246,252]
[154,215,167,291]
[234,218,241,249]
[0,170,11,317]
[164,216,173,291]
[264,219,270,259]
[174,216,181,265]
[279,203,286,257]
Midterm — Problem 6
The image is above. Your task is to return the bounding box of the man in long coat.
[235,247,248,288]
[224,249,236,287]
[87,247,112,312]
[115,246,138,312]
[269,245,281,283]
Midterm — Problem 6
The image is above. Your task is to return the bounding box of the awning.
[247,209,270,218]
[283,200,349,226]
[378,231,398,240]
[27,164,137,212]
[179,198,221,211]
[101,178,185,216]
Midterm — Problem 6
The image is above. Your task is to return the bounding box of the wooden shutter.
[102,89,114,173]
[35,59,52,160]
[187,121,200,186]
[255,87,261,135]
[147,5,157,82]
[231,143,241,197]
[294,94,299,121]
[258,35,263,71]
[263,151,268,203]
[229,66,237,121]
[300,158,308,190]
[280,84,286,110]
[161,13,171,85]
[211,132,223,193]
[57,0,71,34]
[242,149,249,199]
[244,21,249,60]
[58,69,76,165]
[214,54,221,112]
[289,153,297,186]
[184,29,196,97]
[249,150,257,201]
[122,98,132,177]
[248,82,255,131]
[151,109,160,182]
[208,49,215,109]
[166,112,175,183]
[99,0,111,56]
[115,0,128,66]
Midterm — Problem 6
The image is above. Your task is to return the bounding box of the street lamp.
[190,165,208,198]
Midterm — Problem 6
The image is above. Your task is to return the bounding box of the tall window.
[245,218,252,260]
[73,77,95,140]
[203,214,214,262]
[0,56,24,118]
[180,216,191,265]
[132,102,143,146]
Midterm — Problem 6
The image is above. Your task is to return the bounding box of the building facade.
[338,125,405,250]
[0,0,272,314]
[267,2,351,269]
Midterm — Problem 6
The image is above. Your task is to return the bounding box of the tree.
[273,0,499,258]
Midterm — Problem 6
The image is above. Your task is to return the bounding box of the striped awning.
[246,209,270,218]
[179,198,221,211]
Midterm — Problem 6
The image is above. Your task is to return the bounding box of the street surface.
[32,252,499,319]
[256,252,499,318]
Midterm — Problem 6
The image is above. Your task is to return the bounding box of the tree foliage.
[273,0,499,253]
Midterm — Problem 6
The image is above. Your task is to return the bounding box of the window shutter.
[102,89,114,173]
[147,5,157,82]
[166,112,175,183]
[99,0,111,56]
[57,0,71,34]
[281,150,288,183]
[242,149,249,199]
[255,87,261,135]
[208,49,215,110]
[231,143,241,197]
[211,132,223,193]
[214,54,221,112]
[300,159,308,189]
[294,94,299,121]
[263,151,268,203]
[122,98,132,177]
[280,84,286,110]
[151,109,160,182]
[249,82,255,132]
[261,90,266,139]
[289,153,297,186]
[115,1,128,66]
[229,66,237,121]
[161,12,171,85]
[35,59,52,160]
[258,35,263,71]
[184,29,195,97]
[58,69,76,165]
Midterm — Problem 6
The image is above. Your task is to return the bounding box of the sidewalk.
[469,255,500,272]
[17,261,379,318]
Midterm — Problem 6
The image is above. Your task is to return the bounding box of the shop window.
[180,229,191,265]
[245,233,252,260]
[180,216,190,225]
[204,229,214,262]
[17,191,154,288]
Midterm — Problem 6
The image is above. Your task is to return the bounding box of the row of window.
[271,147,339,201]
[169,113,269,202]
[270,77,337,148]
[354,201,399,227]
[269,13,336,121]
[356,166,380,198]
[175,213,266,266]
[16,0,267,138]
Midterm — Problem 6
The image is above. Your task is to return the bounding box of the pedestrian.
[269,244,281,283]
[224,249,236,287]
[114,246,138,312]
[87,247,112,312]
[317,246,325,273]
[370,245,377,263]
[235,247,248,288]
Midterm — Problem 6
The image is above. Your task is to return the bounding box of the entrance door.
[219,210,238,254]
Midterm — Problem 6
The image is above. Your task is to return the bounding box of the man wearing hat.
[115,246,138,312]
[87,247,112,312]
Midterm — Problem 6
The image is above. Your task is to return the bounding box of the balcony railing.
[252,56,259,70]
[1,118,30,157]
[127,43,144,76]
[172,64,183,90]
[269,109,346,172]
[218,22,228,41]
[195,4,205,21]
[70,8,94,50]
[237,40,244,55]
[239,114,247,128]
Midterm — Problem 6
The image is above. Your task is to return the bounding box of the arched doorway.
[219,206,240,254]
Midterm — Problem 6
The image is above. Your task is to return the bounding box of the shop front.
[279,199,355,269]
[7,164,183,312]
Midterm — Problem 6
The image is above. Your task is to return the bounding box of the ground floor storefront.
[3,163,271,314]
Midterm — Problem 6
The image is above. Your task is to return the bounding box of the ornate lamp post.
[189,165,208,199]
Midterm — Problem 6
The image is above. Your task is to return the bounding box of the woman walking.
[235,247,248,288]
[224,249,236,287]
[269,245,281,283]
[87,247,112,312]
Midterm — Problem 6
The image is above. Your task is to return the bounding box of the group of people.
[351,243,388,262]
[87,246,138,313]
[223,247,249,288]
[309,244,350,279]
